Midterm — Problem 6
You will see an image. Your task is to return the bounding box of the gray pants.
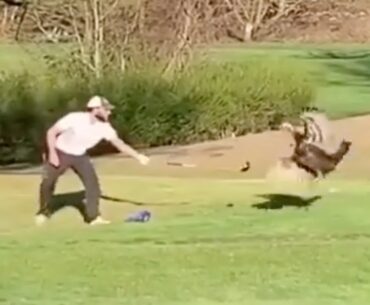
[37,150,101,223]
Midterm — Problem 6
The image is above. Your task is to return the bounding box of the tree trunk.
[278,0,286,15]
[243,22,254,42]
[1,6,8,36]
[92,0,102,79]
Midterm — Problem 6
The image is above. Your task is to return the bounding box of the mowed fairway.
[1,173,370,305]
[208,43,370,119]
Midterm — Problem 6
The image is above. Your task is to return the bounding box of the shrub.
[0,57,315,164]
[0,73,45,164]
[174,57,314,140]
[106,72,198,146]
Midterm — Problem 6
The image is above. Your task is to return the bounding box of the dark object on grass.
[240,161,251,172]
[125,210,151,223]
[167,161,196,168]
[226,203,234,208]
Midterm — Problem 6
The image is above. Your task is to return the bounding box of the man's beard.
[95,113,108,122]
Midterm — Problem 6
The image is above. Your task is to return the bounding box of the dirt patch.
[2,114,369,180]
[112,114,370,180]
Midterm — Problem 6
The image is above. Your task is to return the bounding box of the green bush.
[175,58,314,140]
[0,73,45,164]
[106,72,198,146]
[0,57,315,164]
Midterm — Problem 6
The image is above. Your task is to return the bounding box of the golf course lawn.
[1,174,370,305]
[1,41,370,305]
[208,43,370,119]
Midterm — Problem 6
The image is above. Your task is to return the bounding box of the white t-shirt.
[54,112,118,156]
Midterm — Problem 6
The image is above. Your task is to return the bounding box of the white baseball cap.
[86,95,114,110]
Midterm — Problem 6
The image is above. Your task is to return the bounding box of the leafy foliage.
[0,58,314,164]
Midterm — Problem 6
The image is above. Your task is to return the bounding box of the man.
[36,95,150,226]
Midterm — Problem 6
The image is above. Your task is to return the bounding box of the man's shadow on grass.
[48,190,189,220]
[251,194,322,211]
[48,191,89,221]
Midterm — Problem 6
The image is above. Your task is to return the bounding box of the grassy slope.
[207,43,370,119]
[0,43,55,72]
[1,174,370,305]
[1,42,370,118]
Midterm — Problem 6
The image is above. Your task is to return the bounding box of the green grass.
[0,43,65,72]
[207,43,370,119]
[2,173,370,305]
[0,42,370,119]
[0,42,369,119]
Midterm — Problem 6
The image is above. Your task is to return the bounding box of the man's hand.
[46,124,62,167]
[110,138,150,165]
[48,151,60,167]
[137,154,150,165]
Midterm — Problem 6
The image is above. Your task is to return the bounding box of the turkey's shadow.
[252,194,322,210]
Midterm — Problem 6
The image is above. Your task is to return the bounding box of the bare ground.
[1,115,369,180]
[89,114,370,180]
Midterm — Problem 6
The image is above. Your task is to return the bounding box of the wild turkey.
[280,110,351,179]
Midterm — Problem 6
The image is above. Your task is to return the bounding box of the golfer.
[36,95,150,226]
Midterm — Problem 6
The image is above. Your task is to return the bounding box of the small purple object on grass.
[125,210,151,223]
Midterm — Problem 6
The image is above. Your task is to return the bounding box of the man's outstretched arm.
[110,138,150,165]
